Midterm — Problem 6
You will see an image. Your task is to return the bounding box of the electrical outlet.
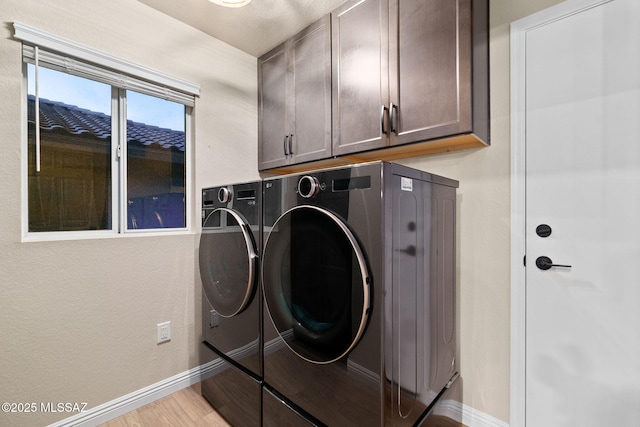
[157,321,171,344]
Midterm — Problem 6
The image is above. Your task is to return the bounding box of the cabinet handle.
[390,103,398,134]
[381,105,388,134]
[283,135,289,156]
[288,134,293,154]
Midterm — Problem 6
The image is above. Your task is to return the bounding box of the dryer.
[199,181,262,426]
[261,162,459,426]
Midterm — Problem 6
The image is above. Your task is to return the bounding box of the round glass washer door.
[199,208,258,317]
[262,205,371,364]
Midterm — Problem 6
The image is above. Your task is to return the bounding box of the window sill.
[21,228,194,243]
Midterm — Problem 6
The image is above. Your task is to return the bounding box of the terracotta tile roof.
[28,95,185,151]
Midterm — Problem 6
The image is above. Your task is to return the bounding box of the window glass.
[26,65,189,235]
[125,90,186,230]
[27,64,112,232]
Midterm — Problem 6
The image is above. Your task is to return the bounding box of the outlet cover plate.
[157,321,171,344]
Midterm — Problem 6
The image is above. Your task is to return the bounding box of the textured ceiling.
[136,0,346,57]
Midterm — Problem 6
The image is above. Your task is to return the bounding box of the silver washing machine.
[199,181,262,426]
[261,161,459,426]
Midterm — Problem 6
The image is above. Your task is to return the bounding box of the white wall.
[0,1,257,425]
[0,0,572,426]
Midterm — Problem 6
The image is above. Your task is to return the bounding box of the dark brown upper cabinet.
[259,0,489,172]
[332,0,489,159]
[258,16,332,171]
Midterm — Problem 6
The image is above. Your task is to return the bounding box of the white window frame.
[15,22,200,241]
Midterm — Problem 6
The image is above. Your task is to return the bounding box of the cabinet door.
[290,15,332,164]
[332,0,389,156]
[388,0,472,146]
[259,43,289,170]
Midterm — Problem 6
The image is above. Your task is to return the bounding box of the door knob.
[535,256,571,271]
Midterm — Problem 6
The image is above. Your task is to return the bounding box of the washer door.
[262,205,371,364]
[199,208,258,317]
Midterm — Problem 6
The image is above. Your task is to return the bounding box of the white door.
[519,0,640,425]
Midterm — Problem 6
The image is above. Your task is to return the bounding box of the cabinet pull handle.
[283,135,289,156]
[381,105,388,134]
[390,103,398,134]
[288,134,293,154]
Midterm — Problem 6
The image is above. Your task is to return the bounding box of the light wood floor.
[99,383,231,427]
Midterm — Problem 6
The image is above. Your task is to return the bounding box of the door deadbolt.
[536,224,552,238]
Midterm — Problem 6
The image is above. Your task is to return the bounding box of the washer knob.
[218,187,233,203]
[298,175,321,198]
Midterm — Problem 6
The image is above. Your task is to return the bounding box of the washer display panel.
[262,205,370,364]
[199,208,258,317]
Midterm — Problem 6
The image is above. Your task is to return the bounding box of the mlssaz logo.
[40,402,88,413]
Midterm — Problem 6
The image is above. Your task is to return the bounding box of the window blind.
[14,22,200,107]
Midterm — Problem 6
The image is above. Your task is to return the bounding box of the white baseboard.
[436,399,510,427]
[47,358,226,427]
[49,360,509,427]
